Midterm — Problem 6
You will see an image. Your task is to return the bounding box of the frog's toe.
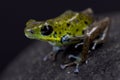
[74,68,79,73]
[60,61,80,73]
[92,42,97,50]
[60,64,67,69]
[43,52,56,61]
[68,55,82,62]
[43,56,48,61]
[74,64,79,73]
[43,55,56,61]
[60,62,75,69]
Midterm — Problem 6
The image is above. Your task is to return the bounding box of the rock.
[1,13,120,80]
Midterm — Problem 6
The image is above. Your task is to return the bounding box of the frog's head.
[24,19,60,42]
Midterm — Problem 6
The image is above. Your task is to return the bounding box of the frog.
[24,8,110,73]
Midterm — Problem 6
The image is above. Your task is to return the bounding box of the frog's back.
[53,10,93,37]
[55,10,77,20]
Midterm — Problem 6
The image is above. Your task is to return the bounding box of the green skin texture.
[24,8,110,73]
[24,10,93,46]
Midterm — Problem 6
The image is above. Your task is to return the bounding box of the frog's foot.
[92,38,104,50]
[43,52,56,61]
[60,55,82,73]
[75,42,84,48]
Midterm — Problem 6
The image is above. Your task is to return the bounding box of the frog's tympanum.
[24,8,110,73]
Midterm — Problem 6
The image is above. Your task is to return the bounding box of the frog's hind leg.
[91,18,110,50]
[81,8,94,16]
[60,17,110,73]
[80,17,110,62]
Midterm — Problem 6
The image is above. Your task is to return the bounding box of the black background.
[0,0,120,74]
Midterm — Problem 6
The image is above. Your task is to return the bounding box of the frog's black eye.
[41,25,53,35]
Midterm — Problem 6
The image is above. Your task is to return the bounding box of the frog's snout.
[24,28,34,39]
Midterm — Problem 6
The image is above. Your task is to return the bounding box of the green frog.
[24,8,110,73]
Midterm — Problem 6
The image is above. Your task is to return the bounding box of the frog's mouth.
[41,37,61,42]
[25,34,36,39]
[25,32,32,39]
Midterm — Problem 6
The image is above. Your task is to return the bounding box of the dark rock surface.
[0,13,120,80]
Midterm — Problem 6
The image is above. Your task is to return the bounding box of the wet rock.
[0,13,120,80]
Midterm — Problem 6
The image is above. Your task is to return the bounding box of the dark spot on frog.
[67,32,71,35]
[73,34,76,37]
[59,32,61,34]
[58,24,61,27]
[82,30,85,34]
[84,21,88,25]
[76,29,79,32]
[54,32,57,34]
[53,31,57,38]
[67,23,70,27]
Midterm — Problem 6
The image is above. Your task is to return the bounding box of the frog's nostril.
[25,29,34,38]
[29,30,34,34]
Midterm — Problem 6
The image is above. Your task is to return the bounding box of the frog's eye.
[41,25,53,35]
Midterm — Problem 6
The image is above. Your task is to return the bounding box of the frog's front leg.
[61,17,110,73]
[43,46,61,61]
